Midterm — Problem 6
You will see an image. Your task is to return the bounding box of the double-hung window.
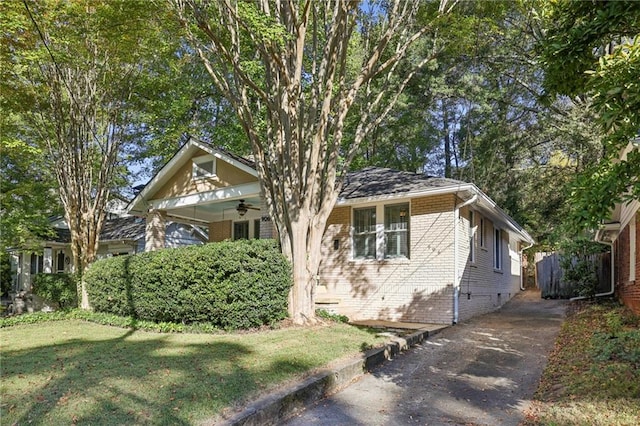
[353,203,410,260]
[353,207,377,259]
[384,204,409,258]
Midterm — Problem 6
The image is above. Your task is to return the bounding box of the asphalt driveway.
[284,289,567,426]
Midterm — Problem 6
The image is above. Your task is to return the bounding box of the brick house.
[594,142,640,315]
[128,138,534,325]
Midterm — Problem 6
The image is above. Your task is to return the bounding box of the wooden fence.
[535,252,611,299]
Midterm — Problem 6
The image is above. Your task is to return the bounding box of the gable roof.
[127,137,258,214]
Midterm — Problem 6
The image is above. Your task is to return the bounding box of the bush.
[0,251,12,296]
[84,239,292,330]
[32,273,78,309]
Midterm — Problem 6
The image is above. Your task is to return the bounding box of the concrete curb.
[220,325,447,426]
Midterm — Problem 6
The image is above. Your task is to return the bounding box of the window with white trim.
[494,228,502,270]
[479,218,486,248]
[353,203,410,260]
[384,204,409,258]
[30,253,44,275]
[192,155,216,179]
[353,207,377,259]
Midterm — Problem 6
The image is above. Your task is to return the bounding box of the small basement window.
[192,155,216,179]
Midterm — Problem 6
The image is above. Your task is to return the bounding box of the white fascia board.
[191,139,258,177]
[127,141,199,213]
[127,138,258,215]
[338,181,533,244]
[595,222,622,243]
[335,183,477,207]
[619,199,640,230]
[150,181,261,210]
[475,193,535,244]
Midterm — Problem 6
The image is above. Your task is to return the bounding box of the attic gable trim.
[150,181,261,211]
[127,138,257,214]
[191,139,258,177]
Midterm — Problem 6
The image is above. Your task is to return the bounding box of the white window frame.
[479,218,486,248]
[494,228,502,271]
[352,203,410,260]
[353,207,377,259]
[384,203,410,259]
[192,154,217,180]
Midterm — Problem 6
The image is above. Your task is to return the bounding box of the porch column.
[43,248,52,273]
[145,209,166,251]
[209,220,232,242]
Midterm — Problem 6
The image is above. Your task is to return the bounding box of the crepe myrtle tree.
[174,0,458,324]
[5,1,169,307]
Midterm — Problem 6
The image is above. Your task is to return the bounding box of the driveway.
[284,289,567,426]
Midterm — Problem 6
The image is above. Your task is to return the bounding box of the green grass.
[523,300,640,426]
[0,319,385,425]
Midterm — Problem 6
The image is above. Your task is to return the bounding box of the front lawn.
[1,319,385,425]
[523,300,640,426]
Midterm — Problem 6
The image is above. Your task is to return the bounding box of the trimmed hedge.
[84,239,292,330]
[32,273,78,309]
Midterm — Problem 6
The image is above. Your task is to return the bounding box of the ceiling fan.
[236,199,259,216]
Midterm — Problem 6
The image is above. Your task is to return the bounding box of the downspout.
[453,194,478,324]
[569,240,615,301]
[520,241,534,291]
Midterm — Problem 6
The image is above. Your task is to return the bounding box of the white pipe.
[453,194,478,324]
[569,241,615,301]
[520,241,534,291]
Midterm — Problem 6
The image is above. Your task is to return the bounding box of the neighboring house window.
[192,155,216,179]
[254,219,261,239]
[384,204,409,258]
[56,251,65,273]
[234,221,249,240]
[630,219,636,282]
[30,253,43,275]
[353,207,377,259]
[469,211,475,263]
[479,218,486,248]
[494,228,502,270]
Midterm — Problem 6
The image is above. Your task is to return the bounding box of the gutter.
[453,193,478,324]
[519,241,535,291]
[569,231,615,301]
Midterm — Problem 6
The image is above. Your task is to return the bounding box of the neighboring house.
[128,137,534,325]
[8,216,207,293]
[594,141,640,315]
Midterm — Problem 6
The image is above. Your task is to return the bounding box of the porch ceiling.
[163,195,263,224]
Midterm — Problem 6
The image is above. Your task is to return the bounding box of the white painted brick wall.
[318,196,525,325]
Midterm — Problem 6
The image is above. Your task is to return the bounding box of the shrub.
[84,239,292,330]
[316,309,349,323]
[32,273,78,309]
[0,251,12,296]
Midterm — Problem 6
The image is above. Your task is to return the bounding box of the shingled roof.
[340,167,466,200]
[50,216,145,244]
